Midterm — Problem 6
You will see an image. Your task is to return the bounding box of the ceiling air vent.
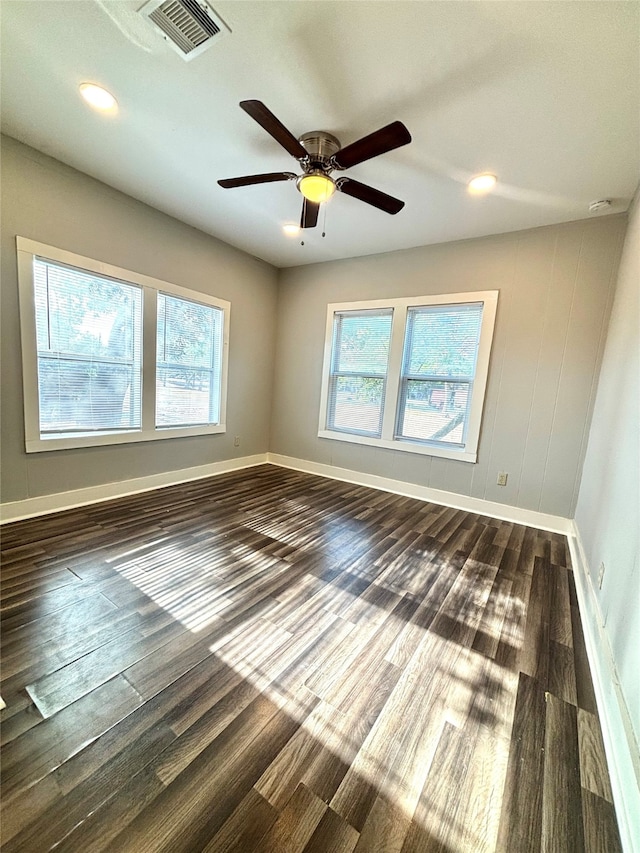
[139,0,229,60]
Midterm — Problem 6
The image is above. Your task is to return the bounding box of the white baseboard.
[1,451,572,532]
[267,453,572,534]
[568,523,640,853]
[0,454,268,524]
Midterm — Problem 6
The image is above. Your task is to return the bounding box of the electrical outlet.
[598,562,605,589]
[234,435,240,447]
[497,472,508,486]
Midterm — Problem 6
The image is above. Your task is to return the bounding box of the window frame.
[326,308,394,439]
[17,237,230,453]
[154,291,224,430]
[318,291,498,463]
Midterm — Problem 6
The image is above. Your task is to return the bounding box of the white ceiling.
[1,1,638,268]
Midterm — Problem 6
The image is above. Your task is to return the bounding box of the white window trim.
[17,237,230,453]
[318,291,498,463]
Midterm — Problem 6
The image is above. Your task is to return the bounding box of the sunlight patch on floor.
[108,526,523,852]
[210,610,519,853]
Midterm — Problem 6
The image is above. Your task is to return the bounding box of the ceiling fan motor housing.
[298,131,341,170]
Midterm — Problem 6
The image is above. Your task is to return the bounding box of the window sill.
[317,429,478,463]
[25,423,226,453]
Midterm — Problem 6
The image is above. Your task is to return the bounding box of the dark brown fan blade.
[336,177,405,214]
[218,172,295,188]
[300,198,320,229]
[333,121,411,169]
[240,100,308,161]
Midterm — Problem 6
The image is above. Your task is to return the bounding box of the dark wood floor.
[0,465,621,852]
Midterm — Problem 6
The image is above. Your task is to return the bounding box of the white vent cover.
[139,0,228,60]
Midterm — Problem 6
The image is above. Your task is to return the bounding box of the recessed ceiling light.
[282,224,300,237]
[79,83,118,112]
[468,173,497,194]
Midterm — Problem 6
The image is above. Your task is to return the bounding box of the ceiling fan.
[218,100,412,229]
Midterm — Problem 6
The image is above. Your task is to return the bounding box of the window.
[34,258,143,435]
[18,238,229,452]
[155,293,223,429]
[318,292,498,462]
[327,310,393,437]
[396,303,483,447]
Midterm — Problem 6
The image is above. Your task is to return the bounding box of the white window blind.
[33,258,142,435]
[396,303,483,446]
[327,310,393,436]
[156,293,223,428]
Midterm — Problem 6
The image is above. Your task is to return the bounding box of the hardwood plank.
[548,638,578,706]
[496,673,546,852]
[300,745,353,810]
[25,616,184,718]
[447,651,518,852]
[1,582,108,632]
[200,788,278,853]
[155,677,262,785]
[494,563,532,671]
[0,569,82,613]
[51,654,226,798]
[471,569,514,659]
[520,555,551,683]
[550,564,573,646]
[577,708,614,802]
[450,728,510,852]
[541,692,585,852]
[0,591,117,656]
[122,628,224,700]
[1,606,143,688]
[384,549,468,668]
[3,720,176,853]
[485,518,509,547]
[0,770,61,844]
[0,699,43,746]
[102,691,315,853]
[45,764,166,853]
[319,604,409,711]
[258,656,400,812]
[252,783,327,853]
[0,689,32,723]
[302,803,360,853]
[255,706,328,809]
[581,788,623,853]
[330,631,456,831]
[571,605,598,714]
[568,568,579,607]
[353,795,411,853]
[401,722,474,853]
[428,554,500,649]
[1,675,143,801]
[551,533,569,567]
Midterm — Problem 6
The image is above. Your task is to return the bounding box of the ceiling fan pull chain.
[322,201,327,238]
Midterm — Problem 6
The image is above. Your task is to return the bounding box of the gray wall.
[271,215,626,517]
[0,133,628,522]
[575,191,639,750]
[0,136,279,503]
